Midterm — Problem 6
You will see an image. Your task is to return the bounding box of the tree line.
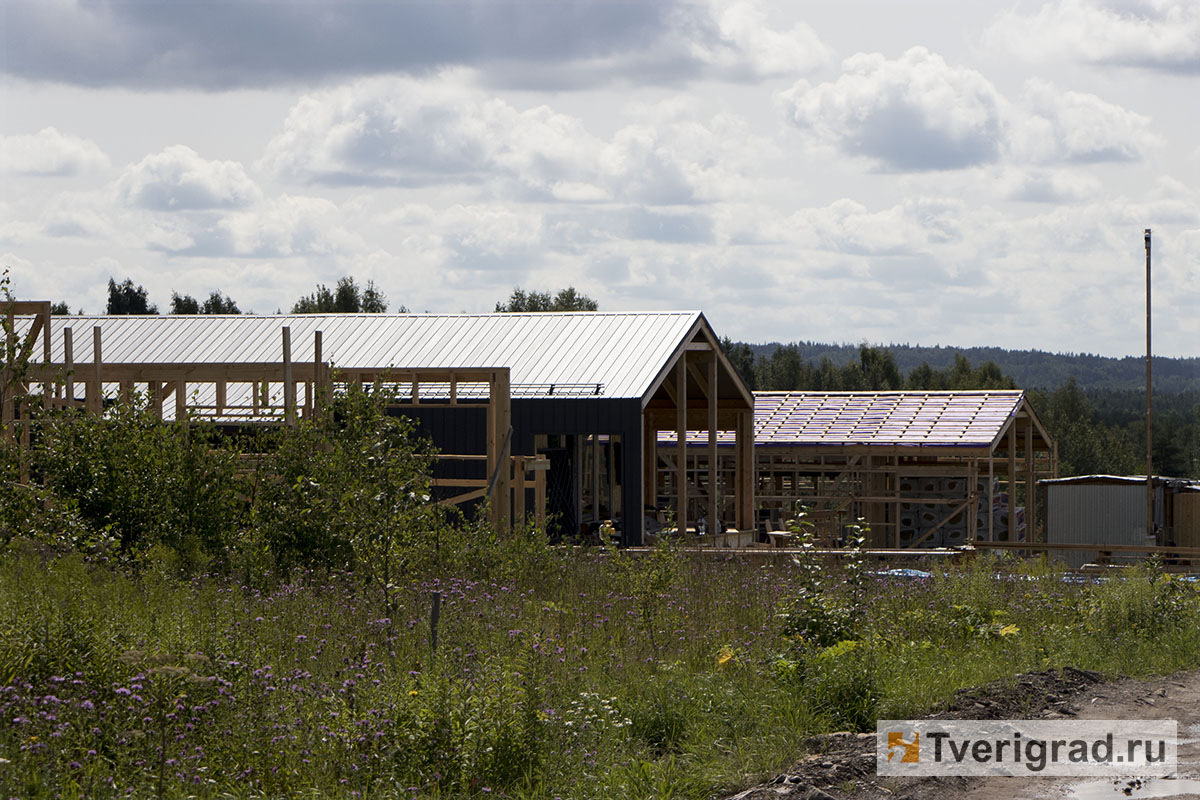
[720,339,1199,480]
[51,277,600,316]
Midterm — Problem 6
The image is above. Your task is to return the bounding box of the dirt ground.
[723,667,1200,800]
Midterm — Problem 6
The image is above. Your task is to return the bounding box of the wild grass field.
[3,394,1200,799]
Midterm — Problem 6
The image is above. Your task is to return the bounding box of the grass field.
[4,541,1200,800]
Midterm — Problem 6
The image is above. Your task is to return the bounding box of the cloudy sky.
[2,0,1198,357]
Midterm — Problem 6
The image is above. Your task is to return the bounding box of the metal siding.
[1046,483,1165,568]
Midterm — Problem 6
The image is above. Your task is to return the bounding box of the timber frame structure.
[1,303,543,530]
[660,391,1056,546]
[4,306,755,543]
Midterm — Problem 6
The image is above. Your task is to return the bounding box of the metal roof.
[34,312,704,400]
[660,390,1027,448]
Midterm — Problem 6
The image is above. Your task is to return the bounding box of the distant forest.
[719,339,1200,481]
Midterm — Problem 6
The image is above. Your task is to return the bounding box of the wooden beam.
[282,326,295,427]
[63,326,75,407]
[707,354,718,533]
[1007,422,1017,541]
[643,411,657,516]
[90,326,102,414]
[736,408,755,531]
[312,330,323,419]
[1025,418,1035,541]
[676,357,687,534]
[176,380,188,427]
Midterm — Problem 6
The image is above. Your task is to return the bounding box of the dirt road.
[726,668,1200,800]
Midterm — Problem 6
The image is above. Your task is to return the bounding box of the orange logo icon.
[887,731,919,763]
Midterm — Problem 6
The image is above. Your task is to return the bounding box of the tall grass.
[3,546,1200,799]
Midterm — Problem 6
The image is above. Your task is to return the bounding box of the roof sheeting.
[660,390,1026,448]
[35,312,703,400]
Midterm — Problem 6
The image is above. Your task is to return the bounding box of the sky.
[1,0,1198,358]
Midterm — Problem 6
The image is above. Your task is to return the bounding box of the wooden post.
[675,357,687,534]
[1024,418,1035,541]
[735,408,755,532]
[282,326,296,426]
[513,455,526,523]
[63,327,75,408]
[90,326,102,414]
[1008,423,1017,541]
[988,448,995,541]
[215,381,226,416]
[707,354,718,534]
[120,381,133,406]
[312,331,323,419]
[591,435,600,522]
[492,368,512,531]
[176,380,188,427]
[534,456,547,531]
[643,411,657,519]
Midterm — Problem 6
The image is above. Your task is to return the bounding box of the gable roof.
[37,311,706,400]
[661,390,1035,449]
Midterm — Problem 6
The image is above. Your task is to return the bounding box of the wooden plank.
[438,488,487,507]
[1007,423,1017,541]
[643,411,657,516]
[908,499,970,547]
[978,540,1200,557]
[90,326,103,414]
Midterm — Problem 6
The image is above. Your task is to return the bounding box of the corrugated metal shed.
[661,390,1025,448]
[38,312,703,400]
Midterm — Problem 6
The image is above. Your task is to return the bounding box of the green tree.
[170,292,200,314]
[49,301,71,315]
[106,278,158,314]
[292,276,395,313]
[494,286,598,312]
[201,291,240,314]
[1029,379,1140,477]
[719,337,757,390]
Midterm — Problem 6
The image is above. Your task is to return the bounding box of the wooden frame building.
[659,390,1056,546]
[5,306,754,544]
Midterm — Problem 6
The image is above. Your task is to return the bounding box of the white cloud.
[779,47,1006,171]
[999,169,1104,203]
[117,146,262,211]
[788,196,966,256]
[0,127,110,176]
[1012,80,1161,163]
[780,48,1160,172]
[984,0,1200,73]
[683,0,832,79]
[261,75,757,204]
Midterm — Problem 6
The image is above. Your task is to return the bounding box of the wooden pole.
[1145,228,1154,542]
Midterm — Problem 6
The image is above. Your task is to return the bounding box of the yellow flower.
[409,690,419,697]
[998,624,1020,637]
[716,645,735,667]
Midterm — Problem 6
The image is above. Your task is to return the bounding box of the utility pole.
[1144,229,1154,543]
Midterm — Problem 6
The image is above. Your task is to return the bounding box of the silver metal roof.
[35,312,704,400]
